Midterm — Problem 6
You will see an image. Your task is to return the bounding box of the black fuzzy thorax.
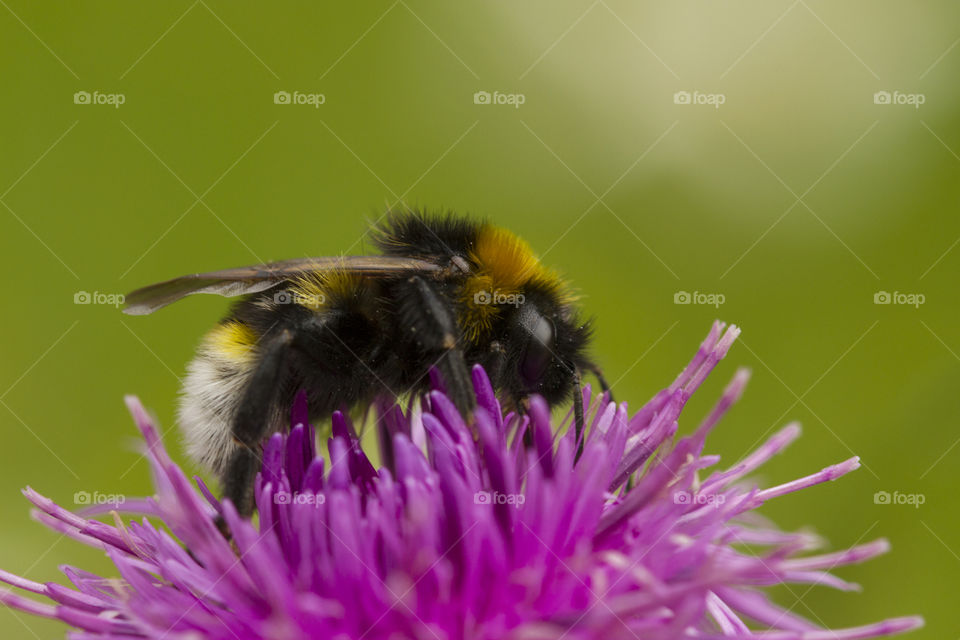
[372,210,482,260]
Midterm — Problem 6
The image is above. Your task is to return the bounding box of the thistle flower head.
[0,322,922,639]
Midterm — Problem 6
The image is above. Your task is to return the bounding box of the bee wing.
[123,256,442,315]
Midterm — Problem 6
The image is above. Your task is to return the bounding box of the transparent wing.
[123,256,441,315]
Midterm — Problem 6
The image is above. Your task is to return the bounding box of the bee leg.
[484,340,508,390]
[403,276,475,419]
[573,367,585,463]
[517,397,534,448]
[223,328,295,519]
[219,447,261,526]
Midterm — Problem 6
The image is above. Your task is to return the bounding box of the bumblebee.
[125,211,607,516]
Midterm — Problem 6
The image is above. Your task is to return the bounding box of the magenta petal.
[0,323,920,640]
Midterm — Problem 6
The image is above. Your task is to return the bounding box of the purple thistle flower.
[0,322,922,639]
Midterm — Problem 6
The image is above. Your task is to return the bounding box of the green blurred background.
[1,1,957,637]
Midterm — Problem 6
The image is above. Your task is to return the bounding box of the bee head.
[492,289,593,408]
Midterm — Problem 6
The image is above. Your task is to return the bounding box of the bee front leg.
[483,340,508,389]
[573,367,585,463]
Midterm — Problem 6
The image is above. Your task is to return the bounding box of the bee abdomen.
[178,321,280,475]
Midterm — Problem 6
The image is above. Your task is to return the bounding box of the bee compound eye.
[520,315,554,386]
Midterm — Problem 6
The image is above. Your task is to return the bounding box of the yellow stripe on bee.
[459,224,574,341]
[289,269,360,310]
[459,274,500,340]
[471,224,550,291]
[205,321,257,361]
